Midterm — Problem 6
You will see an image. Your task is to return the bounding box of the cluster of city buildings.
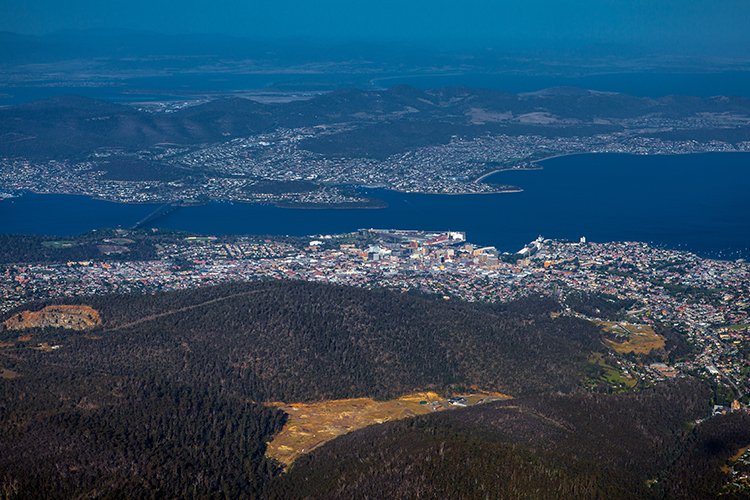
[1,228,748,399]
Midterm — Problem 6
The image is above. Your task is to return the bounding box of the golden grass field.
[722,445,750,474]
[731,445,750,463]
[266,390,511,467]
[595,320,665,355]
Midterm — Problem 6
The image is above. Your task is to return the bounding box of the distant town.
[2,228,748,403]
[1,130,748,207]
[2,86,750,207]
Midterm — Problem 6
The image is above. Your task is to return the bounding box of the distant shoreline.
[530,149,750,166]
[395,187,523,196]
[273,200,389,210]
[12,187,523,210]
[9,150,750,210]
[474,149,750,184]
[474,167,543,183]
[474,152,592,184]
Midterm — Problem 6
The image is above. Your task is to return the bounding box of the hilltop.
[1,281,748,497]
[273,382,750,499]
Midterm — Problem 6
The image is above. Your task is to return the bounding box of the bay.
[1,152,748,259]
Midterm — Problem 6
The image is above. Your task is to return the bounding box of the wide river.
[1,152,749,259]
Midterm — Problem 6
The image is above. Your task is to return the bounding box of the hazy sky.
[2,0,749,53]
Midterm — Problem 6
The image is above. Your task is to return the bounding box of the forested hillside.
[3,87,750,159]
[40,280,605,400]
[274,381,750,499]
[0,281,745,498]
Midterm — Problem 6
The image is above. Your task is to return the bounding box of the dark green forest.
[0,281,747,498]
[274,382,750,499]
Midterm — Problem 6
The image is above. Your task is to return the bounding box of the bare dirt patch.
[0,367,19,379]
[3,305,101,331]
[266,390,511,467]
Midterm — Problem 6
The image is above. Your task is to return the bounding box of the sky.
[2,0,749,54]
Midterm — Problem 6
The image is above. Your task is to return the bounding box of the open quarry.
[2,305,101,331]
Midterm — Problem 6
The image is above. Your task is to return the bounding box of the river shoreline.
[474,149,750,184]
[2,152,749,262]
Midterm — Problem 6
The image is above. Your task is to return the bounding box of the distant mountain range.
[2,86,750,160]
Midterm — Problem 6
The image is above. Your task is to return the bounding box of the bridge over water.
[131,202,179,230]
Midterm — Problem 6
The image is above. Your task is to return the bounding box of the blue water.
[1,152,749,259]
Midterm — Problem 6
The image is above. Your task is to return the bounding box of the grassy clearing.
[41,240,76,249]
[32,342,61,352]
[104,238,135,245]
[586,353,637,391]
[730,445,750,463]
[721,445,750,488]
[266,390,511,467]
[595,320,665,355]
